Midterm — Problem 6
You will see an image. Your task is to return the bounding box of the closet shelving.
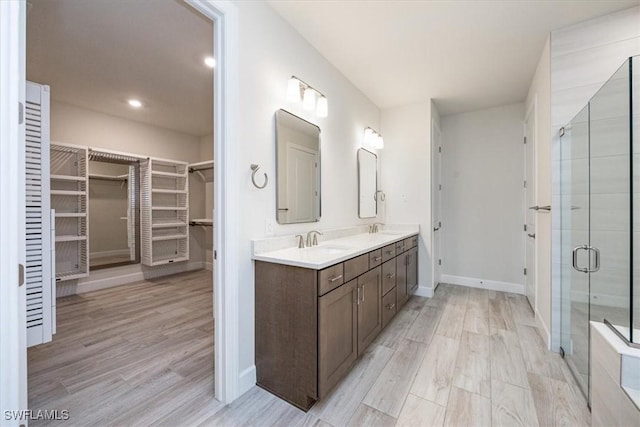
[50,143,89,281]
[141,157,189,266]
[188,160,214,228]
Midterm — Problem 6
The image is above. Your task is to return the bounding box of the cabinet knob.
[387,303,395,310]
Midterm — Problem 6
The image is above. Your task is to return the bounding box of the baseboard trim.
[63,261,205,295]
[90,249,130,258]
[441,274,525,295]
[415,286,433,298]
[238,365,256,396]
[535,309,551,350]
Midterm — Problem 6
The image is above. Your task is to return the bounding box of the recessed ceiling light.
[128,99,143,108]
[204,56,216,68]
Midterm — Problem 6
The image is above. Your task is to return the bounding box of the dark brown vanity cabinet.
[356,267,382,355]
[255,233,418,411]
[318,278,357,398]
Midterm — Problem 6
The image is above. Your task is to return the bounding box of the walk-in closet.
[24,0,217,420]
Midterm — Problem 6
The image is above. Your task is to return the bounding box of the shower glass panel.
[560,56,638,403]
[560,105,590,397]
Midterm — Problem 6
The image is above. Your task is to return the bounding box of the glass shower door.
[560,105,591,398]
[589,62,632,341]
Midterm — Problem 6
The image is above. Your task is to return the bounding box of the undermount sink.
[303,245,351,256]
[376,230,404,236]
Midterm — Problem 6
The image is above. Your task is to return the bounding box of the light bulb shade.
[374,135,384,150]
[287,77,301,102]
[303,87,316,111]
[316,96,328,117]
[364,128,375,147]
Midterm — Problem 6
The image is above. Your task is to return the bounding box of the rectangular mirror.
[358,148,377,218]
[275,109,321,224]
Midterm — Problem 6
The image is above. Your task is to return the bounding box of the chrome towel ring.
[251,164,268,189]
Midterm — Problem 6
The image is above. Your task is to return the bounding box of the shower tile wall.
[550,5,640,350]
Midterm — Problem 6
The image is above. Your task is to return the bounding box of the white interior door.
[286,143,318,223]
[0,0,28,422]
[432,121,442,287]
[524,108,537,309]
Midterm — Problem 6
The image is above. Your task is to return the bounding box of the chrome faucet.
[295,234,305,248]
[306,230,323,247]
[370,223,385,233]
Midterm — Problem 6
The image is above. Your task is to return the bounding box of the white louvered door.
[25,81,54,347]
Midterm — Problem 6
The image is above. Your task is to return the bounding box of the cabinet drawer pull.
[362,284,365,302]
[328,274,343,283]
[386,250,395,255]
[386,274,395,279]
[357,286,361,305]
[387,303,395,310]
[373,256,382,261]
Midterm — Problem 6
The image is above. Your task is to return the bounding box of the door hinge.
[559,127,565,137]
[524,268,527,276]
[438,146,442,153]
[214,250,217,260]
[524,224,527,232]
[439,221,442,227]
[524,136,527,144]
[438,184,442,191]
[523,180,527,188]
[438,259,442,266]
[18,102,24,125]
[18,263,24,286]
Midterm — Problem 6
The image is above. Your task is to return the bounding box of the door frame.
[0,0,27,423]
[184,0,240,404]
[431,118,442,290]
[524,97,538,312]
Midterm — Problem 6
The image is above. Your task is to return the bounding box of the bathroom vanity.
[253,229,419,410]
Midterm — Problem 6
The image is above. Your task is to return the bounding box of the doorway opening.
[25,0,220,419]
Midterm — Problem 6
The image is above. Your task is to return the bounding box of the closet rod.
[89,174,128,182]
[189,165,214,173]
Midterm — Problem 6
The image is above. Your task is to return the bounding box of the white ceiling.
[268,0,640,116]
[27,0,213,137]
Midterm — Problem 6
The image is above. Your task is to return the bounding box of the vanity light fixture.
[128,99,143,108]
[204,56,216,68]
[286,75,328,118]
[364,127,384,150]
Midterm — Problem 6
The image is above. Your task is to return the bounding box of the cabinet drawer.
[396,240,406,254]
[344,254,369,282]
[382,259,396,296]
[407,235,418,248]
[381,243,396,262]
[318,263,345,296]
[369,249,383,268]
[382,288,397,328]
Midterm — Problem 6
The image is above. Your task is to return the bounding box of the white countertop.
[252,226,419,269]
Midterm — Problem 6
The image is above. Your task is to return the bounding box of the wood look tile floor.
[29,276,590,426]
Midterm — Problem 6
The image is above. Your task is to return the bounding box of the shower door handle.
[588,246,600,273]
[572,245,589,273]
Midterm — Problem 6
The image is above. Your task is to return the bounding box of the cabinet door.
[357,267,382,355]
[382,259,396,295]
[319,279,358,398]
[407,247,418,295]
[396,254,408,308]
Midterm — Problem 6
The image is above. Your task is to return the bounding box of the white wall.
[440,103,525,290]
[50,100,209,294]
[526,36,552,345]
[233,1,380,390]
[380,102,433,296]
[549,5,640,350]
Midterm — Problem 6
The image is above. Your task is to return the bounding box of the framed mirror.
[358,148,377,218]
[275,109,321,224]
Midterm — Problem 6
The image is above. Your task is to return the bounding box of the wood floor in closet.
[28,269,215,426]
[28,273,590,426]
